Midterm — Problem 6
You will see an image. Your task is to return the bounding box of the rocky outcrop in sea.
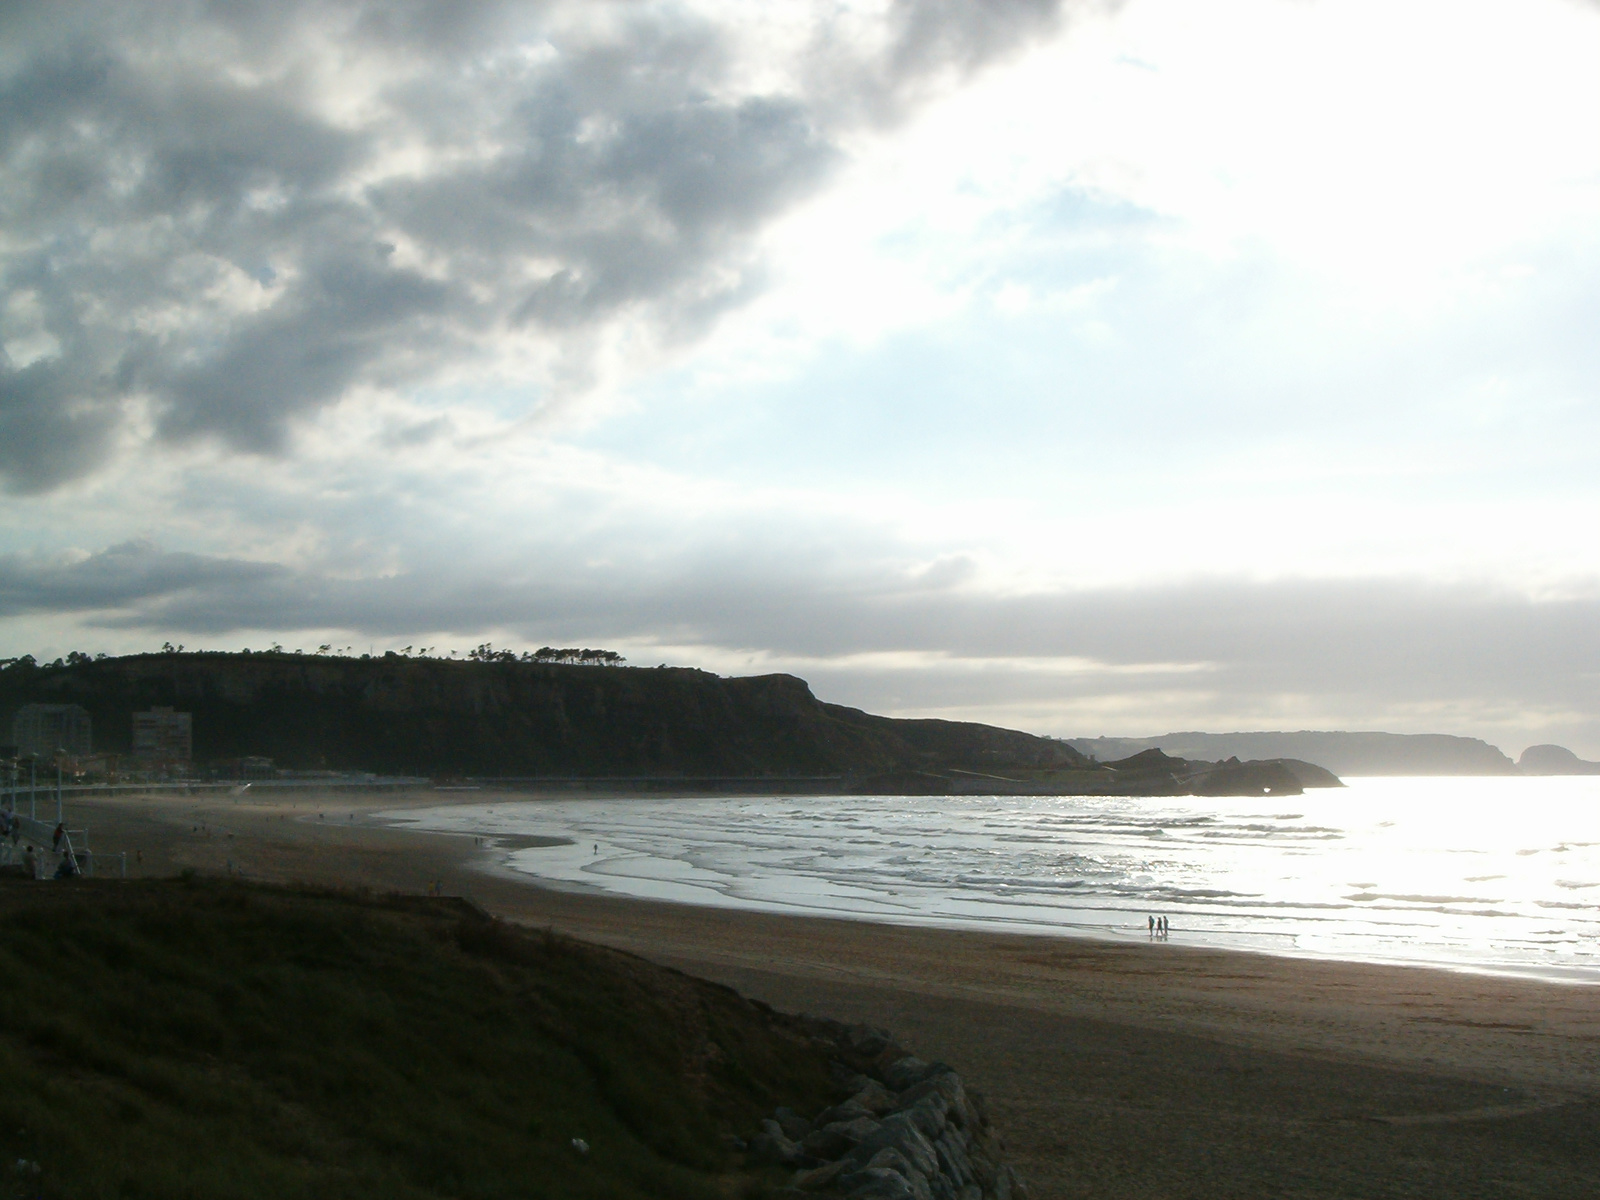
[746,1018,1028,1200]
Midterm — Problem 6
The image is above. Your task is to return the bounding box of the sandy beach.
[62,786,1600,1198]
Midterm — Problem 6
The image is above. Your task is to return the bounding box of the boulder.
[847,1114,942,1180]
[900,1073,969,1126]
[793,1158,851,1192]
[883,1056,954,1092]
[845,1153,934,1200]
[858,1146,916,1178]
[801,1115,881,1159]
[774,1106,813,1141]
[845,1023,895,1057]
[902,1091,950,1140]
[934,1128,975,1187]
[816,1098,876,1126]
[839,1167,917,1200]
[851,1078,900,1115]
[751,1119,813,1168]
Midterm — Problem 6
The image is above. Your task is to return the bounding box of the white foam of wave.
[379,776,1600,982]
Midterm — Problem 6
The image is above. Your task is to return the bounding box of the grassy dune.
[0,878,835,1200]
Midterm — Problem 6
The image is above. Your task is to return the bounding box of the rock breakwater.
[747,1018,1028,1200]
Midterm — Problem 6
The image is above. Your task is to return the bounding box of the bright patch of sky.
[591,0,1600,587]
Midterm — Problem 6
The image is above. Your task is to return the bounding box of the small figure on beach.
[1160,916,1169,937]
[1148,915,1155,936]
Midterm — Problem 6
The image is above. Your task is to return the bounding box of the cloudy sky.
[2,0,1597,754]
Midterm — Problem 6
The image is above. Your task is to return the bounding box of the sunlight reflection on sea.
[381,776,1600,982]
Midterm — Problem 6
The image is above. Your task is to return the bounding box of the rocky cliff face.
[0,652,1088,779]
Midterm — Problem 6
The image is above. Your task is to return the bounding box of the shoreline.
[61,786,1600,1198]
[380,784,1600,989]
[465,835,1600,989]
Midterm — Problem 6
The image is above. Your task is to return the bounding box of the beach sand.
[62,787,1600,1198]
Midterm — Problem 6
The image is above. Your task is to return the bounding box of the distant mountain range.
[1069,731,1599,777]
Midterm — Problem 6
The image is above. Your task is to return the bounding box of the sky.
[2,0,1598,756]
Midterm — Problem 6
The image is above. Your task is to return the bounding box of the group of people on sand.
[1147,914,1171,939]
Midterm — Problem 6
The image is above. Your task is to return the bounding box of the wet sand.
[65,787,1600,1198]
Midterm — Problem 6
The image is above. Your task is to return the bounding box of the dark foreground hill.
[0,878,1031,1200]
[1,651,1086,780]
[0,878,837,1200]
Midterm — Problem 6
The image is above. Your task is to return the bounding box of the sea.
[380,776,1600,983]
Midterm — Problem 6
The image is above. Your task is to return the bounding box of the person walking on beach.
[1148,915,1155,937]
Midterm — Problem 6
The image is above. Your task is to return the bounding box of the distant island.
[1071,731,1600,777]
[1068,731,1523,776]
[1,651,1331,797]
[1518,744,1600,776]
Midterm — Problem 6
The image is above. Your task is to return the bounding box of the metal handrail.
[1,810,122,879]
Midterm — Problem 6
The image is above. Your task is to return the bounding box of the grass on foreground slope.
[0,878,835,1200]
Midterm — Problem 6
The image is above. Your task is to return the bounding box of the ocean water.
[381,776,1600,982]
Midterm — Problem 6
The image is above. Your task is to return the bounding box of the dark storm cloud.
[0,541,286,618]
[0,0,1072,491]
